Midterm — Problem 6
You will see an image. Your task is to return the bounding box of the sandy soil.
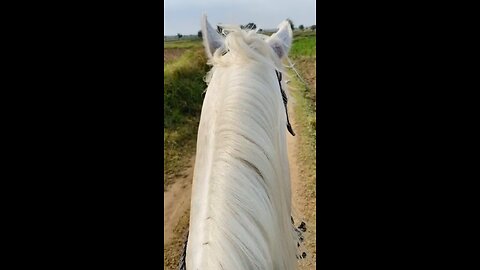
[164,156,195,246]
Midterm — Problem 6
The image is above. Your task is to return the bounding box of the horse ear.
[267,20,293,59]
[201,15,225,59]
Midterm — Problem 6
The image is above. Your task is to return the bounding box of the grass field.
[164,39,207,190]
[291,31,317,57]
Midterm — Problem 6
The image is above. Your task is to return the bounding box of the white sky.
[164,0,316,36]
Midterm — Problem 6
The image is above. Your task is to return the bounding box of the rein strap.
[276,70,295,136]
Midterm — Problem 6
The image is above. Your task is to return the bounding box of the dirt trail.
[287,93,316,269]
[164,91,315,269]
[164,156,195,246]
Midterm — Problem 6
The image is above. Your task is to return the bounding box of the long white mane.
[186,15,299,270]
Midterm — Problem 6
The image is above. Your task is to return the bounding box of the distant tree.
[286,19,295,31]
[258,28,263,32]
[245,22,257,30]
[198,30,202,39]
[177,33,183,39]
[299,24,304,30]
[310,25,316,31]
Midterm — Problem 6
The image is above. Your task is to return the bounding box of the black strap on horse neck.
[202,65,295,136]
[276,70,295,136]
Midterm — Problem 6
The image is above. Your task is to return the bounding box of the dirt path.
[164,155,194,269]
[164,92,315,269]
[164,156,195,246]
[287,93,316,269]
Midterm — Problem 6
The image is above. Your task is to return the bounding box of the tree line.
[173,20,316,40]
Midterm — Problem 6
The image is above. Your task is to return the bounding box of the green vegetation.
[164,49,208,126]
[290,31,316,57]
[164,45,208,190]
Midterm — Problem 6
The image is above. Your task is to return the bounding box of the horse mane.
[187,25,298,270]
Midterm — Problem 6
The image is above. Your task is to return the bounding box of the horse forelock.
[207,27,284,70]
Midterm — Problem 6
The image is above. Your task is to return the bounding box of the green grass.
[290,31,316,57]
[164,47,208,190]
[164,49,208,126]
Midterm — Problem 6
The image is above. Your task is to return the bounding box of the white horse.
[183,15,304,270]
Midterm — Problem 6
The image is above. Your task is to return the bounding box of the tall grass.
[164,47,208,190]
[164,39,203,49]
[164,49,208,127]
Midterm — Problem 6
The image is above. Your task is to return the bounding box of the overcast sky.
[164,0,316,36]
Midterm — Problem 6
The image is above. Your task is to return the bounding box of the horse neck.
[187,63,297,270]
